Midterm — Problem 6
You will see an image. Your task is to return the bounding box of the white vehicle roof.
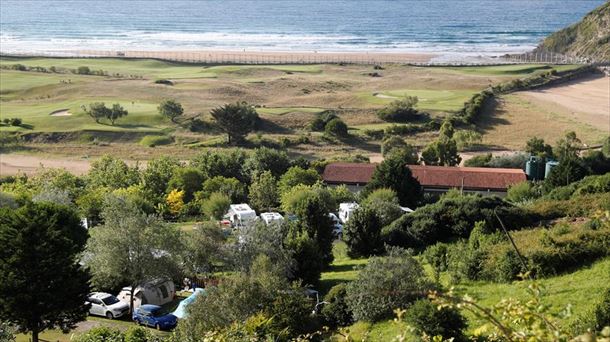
[260,212,283,220]
[89,292,114,300]
[399,206,414,213]
[339,202,359,210]
[229,204,256,215]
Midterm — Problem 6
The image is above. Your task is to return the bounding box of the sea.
[0,0,605,56]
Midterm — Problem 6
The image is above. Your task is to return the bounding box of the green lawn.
[1,99,166,133]
[0,57,323,80]
[321,240,610,341]
[360,89,474,112]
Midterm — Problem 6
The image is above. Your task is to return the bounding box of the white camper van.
[117,278,175,309]
[260,212,284,226]
[338,202,359,224]
[226,204,257,227]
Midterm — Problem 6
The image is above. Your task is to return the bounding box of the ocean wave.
[0,30,536,55]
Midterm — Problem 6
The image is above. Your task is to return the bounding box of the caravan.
[226,204,257,227]
[338,202,359,224]
[260,212,284,226]
[117,278,175,309]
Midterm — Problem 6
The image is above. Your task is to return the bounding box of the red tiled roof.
[408,165,526,191]
[322,162,377,184]
[322,163,526,191]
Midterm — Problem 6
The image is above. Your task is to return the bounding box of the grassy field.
[1,57,596,163]
[320,242,610,341]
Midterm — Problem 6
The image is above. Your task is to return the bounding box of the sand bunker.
[373,93,399,99]
[49,109,72,116]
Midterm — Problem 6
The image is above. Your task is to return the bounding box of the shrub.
[454,130,482,151]
[344,207,384,257]
[377,96,420,122]
[201,192,231,220]
[464,153,492,167]
[383,195,534,249]
[76,66,91,75]
[325,118,349,137]
[346,248,431,321]
[487,152,529,169]
[154,79,173,85]
[310,110,338,131]
[321,283,353,327]
[404,299,467,341]
[506,181,541,203]
[139,135,173,147]
[424,242,449,284]
[74,326,123,342]
[9,118,22,126]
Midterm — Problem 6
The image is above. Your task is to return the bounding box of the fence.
[1,50,595,66]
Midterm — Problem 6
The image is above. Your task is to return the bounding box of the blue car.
[132,304,177,330]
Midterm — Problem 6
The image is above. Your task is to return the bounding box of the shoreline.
[2,49,440,64]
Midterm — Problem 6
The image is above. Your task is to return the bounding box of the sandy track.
[519,74,610,129]
[0,154,92,176]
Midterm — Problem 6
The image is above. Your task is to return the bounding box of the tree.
[525,136,553,158]
[201,192,231,220]
[210,102,259,145]
[182,222,227,275]
[139,156,181,204]
[82,102,110,124]
[0,202,90,342]
[244,147,291,180]
[191,149,247,182]
[545,158,589,188]
[277,166,321,195]
[382,136,408,157]
[167,167,204,202]
[87,155,140,190]
[377,96,419,122]
[199,176,246,203]
[454,130,482,151]
[108,103,128,125]
[555,131,581,162]
[284,186,335,265]
[421,136,461,166]
[158,99,184,123]
[325,118,349,137]
[344,207,384,257]
[86,195,182,314]
[364,153,422,208]
[248,171,278,212]
[345,248,431,321]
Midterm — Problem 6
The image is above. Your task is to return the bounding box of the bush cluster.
[440,219,610,282]
[383,195,534,249]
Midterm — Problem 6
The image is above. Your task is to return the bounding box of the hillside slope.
[538,2,610,62]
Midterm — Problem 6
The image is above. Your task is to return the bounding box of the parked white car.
[86,292,129,319]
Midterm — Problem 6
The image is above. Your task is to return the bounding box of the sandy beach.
[72,49,437,64]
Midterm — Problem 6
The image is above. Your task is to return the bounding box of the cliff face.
[538,2,609,62]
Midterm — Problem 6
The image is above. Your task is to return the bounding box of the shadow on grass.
[475,97,510,134]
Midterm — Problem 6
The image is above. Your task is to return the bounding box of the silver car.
[86,292,129,319]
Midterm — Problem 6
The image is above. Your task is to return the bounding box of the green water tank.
[545,160,559,179]
[525,156,540,180]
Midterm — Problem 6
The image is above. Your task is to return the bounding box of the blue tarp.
[172,288,205,319]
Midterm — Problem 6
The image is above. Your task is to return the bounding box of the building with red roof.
[322,162,526,196]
